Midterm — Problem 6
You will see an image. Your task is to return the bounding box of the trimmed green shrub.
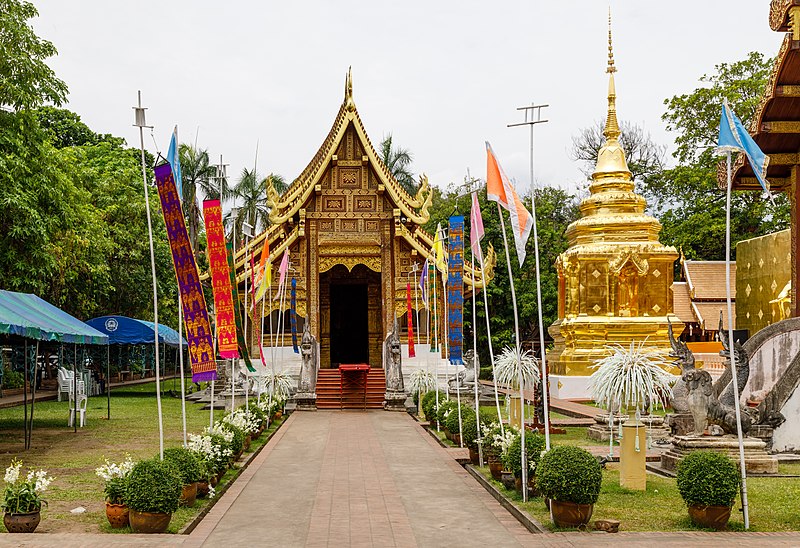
[445,404,469,434]
[677,451,740,507]
[536,446,601,505]
[2,368,23,390]
[221,423,245,456]
[125,458,182,514]
[421,390,445,422]
[163,447,205,484]
[249,403,267,427]
[503,431,546,477]
[436,399,458,428]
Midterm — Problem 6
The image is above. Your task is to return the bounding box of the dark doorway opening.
[330,283,369,365]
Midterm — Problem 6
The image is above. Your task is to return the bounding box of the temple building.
[547,29,683,399]
[227,70,494,375]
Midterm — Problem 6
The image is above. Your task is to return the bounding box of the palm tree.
[379,133,416,195]
[229,171,288,246]
[179,143,231,253]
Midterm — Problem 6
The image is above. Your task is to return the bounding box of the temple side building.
[547,28,683,399]
[223,70,495,374]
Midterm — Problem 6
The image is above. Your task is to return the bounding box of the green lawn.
[476,463,800,532]
[0,381,282,533]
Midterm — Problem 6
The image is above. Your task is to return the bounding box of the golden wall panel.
[736,229,791,336]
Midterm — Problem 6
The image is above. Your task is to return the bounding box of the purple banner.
[154,163,217,382]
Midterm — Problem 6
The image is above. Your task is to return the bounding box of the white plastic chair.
[57,368,72,402]
[68,388,87,427]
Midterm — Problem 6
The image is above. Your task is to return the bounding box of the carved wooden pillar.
[309,221,320,340]
[791,165,799,317]
[381,222,393,342]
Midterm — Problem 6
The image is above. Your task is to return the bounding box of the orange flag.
[486,141,532,266]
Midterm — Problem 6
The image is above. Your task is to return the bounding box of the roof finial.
[344,66,355,112]
[603,7,620,141]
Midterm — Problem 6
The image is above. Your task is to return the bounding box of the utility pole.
[508,103,552,454]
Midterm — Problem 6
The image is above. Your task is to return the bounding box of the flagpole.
[471,254,483,466]
[496,203,527,502]
[477,243,503,436]
[178,294,187,447]
[134,91,164,460]
[443,225,464,447]
[432,254,440,430]
[726,150,750,529]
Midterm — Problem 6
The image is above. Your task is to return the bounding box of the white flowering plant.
[95,456,135,504]
[223,409,260,436]
[189,432,234,474]
[2,459,54,514]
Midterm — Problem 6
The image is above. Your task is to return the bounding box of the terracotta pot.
[514,476,523,494]
[3,511,40,533]
[129,509,172,534]
[274,411,283,420]
[488,457,503,480]
[549,499,594,528]
[105,502,129,529]
[452,433,462,446]
[688,504,732,530]
[210,474,219,487]
[180,482,198,507]
[196,480,210,498]
[468,447,480,465]
[500,471,516,491]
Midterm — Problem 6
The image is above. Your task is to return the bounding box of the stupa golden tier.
[547,23,683,388]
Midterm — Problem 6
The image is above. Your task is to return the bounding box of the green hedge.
[503,431,546,477]
[421,390,445,421]
[163,447,205,484]
[676,451,740,507]
[536,446,601,505]
[125,458,183,514]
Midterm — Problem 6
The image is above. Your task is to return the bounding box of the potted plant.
[459,407,481,462]
[249,404,267,437]
[188,431,232,490]
[677,451,740,530]
[481,422,506,479]
[408,369,437,416]
[436,399,458,438]
[495,426,519,490]
[163,448,205,508]
[1,459,53,533]
[444,403,470,446]
[494,346,540,428]
[125,458,182,533]
[224,409,260,450]
[421,391,445,427]
[588,341,672,490]
[503,431,546,495]
[95,456,135,528]
[536,446,602,528]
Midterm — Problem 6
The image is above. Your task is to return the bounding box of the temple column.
[791,165,800,317]
[309,221,320,340]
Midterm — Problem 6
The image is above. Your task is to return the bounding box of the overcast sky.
[32,1,780,203]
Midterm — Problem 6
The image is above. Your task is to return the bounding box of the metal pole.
[509,102,551,450]
[231,220,237,412]
[134,91,164,460]
[726,150,750,529]
[477,238,502,436]
[471,255,483,466]
[73,343,77,434]
[496,203,527,502]
[106,344,110,420]
[432,253,439,430]
[178,293,187,446]
[28,341,39,450]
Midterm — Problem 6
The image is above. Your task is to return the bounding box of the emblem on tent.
[105,318,118,332]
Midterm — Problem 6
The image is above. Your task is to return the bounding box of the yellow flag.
[434,223,448,282]
[254,260,272,302]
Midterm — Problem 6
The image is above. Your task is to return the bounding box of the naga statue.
[383,319,406,411]
[678,314,753,435]
[667,318,694,415]
[448,349,477,391]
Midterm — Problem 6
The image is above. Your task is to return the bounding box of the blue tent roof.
[85,316,187,348]
[0,290,109,345]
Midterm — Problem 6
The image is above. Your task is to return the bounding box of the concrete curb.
[464,464,548,534]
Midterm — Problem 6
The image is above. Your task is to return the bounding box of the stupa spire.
[593,8,630,178]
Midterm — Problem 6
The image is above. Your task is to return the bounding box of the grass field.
[0,381,282,533]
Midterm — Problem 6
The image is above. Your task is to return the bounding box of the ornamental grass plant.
[1,459,53,514]
[677,451,740,507]
[536,446,601,505]
[494,347,539,391]
[125,458,182,515]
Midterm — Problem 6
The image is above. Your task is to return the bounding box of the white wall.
[772,383,800,452]
[744,331,800,402]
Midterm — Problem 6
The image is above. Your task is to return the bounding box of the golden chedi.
[546,26,683,399]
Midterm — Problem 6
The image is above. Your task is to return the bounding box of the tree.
[662,51,773,165]
[231,167,268,243]
[570,120,666,183]
[0,0,68,110]
[33,106,120,148]
[379,133,416,195]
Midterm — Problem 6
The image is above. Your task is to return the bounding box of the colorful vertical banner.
[448,215,464,365]
[203,199,239,360]
[154,163,216,382]
[430,260,437,352]
[290,278,298,353]
[226,240,256,372]
[406,282,416,358]
[248,250,266,368]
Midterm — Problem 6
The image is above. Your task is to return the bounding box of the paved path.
[4,411,800,547]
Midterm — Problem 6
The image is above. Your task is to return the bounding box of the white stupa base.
[548,374,592,401]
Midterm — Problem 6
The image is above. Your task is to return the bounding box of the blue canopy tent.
[85,316,186,348]
[0,290,109,446]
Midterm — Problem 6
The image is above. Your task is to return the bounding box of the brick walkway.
[3,411,800,547]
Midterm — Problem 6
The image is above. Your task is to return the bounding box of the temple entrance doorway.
[330,283,368,365]
[319,264,382,368]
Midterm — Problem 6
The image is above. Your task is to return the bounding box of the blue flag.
[718,100,770,193]
[167,126,183,200]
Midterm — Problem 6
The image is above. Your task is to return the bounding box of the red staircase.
[316,368,386,409]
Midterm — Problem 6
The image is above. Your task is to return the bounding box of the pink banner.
[202,199,239,359]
